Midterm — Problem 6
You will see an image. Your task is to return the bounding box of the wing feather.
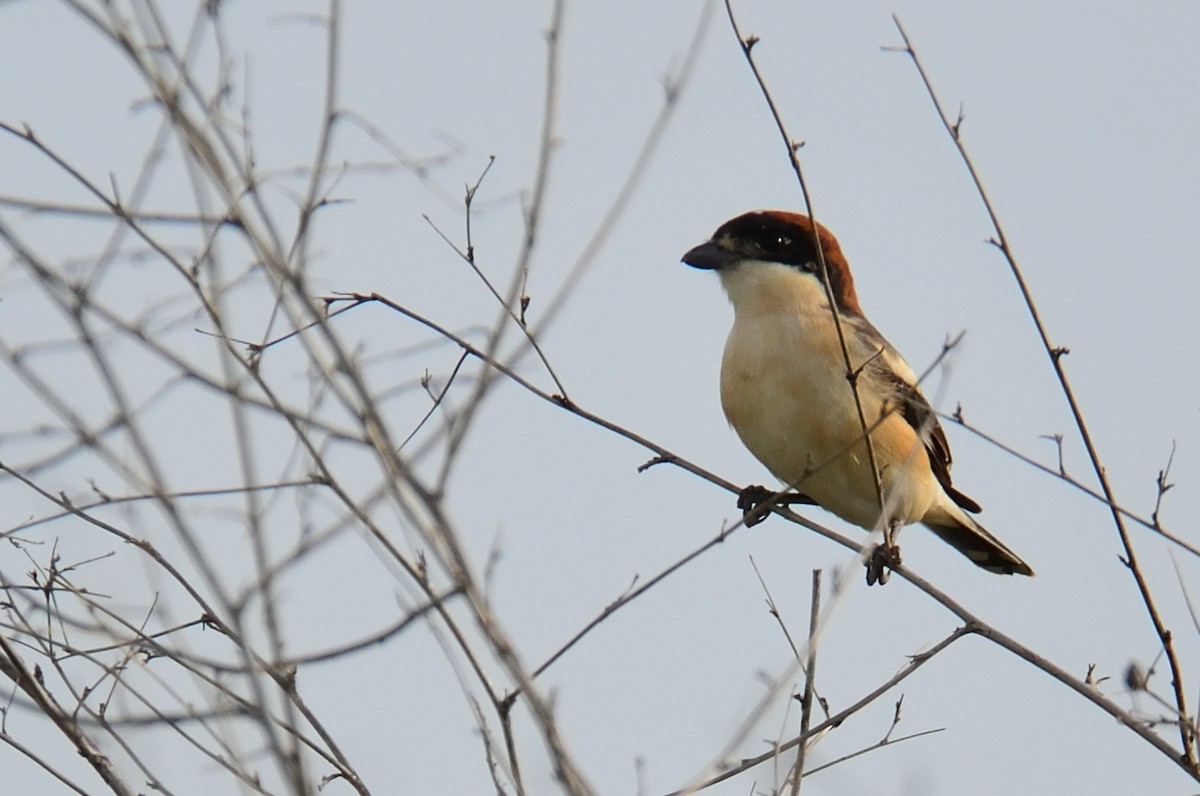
[849,317,983,515]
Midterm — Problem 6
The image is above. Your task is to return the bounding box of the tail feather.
[921,514,1035,576]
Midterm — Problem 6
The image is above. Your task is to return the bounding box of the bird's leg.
[736,484,817,527]
[865,519,903,586]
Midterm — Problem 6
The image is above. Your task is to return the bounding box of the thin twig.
[749,557,802,661]
[422,209,568,397]
[663,627,971,796]
[890,15,1196,770]
[722,0,887,526]
[790,570,822,795]
[945,412,1200,559]
[802,726,944,778]
[1151,441,1176,529]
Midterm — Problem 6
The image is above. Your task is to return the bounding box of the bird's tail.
[921,506,1035,576]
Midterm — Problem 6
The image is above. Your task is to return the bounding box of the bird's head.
[681,210,862,317]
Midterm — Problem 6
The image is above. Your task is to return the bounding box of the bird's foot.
[736,485,817,527]
[736,485,774,526]
[865,541,902,586]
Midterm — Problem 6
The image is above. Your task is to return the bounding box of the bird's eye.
[760,235,790,254]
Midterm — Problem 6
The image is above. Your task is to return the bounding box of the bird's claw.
[736,484,774,526]
[736,485,817,526]
[866,542,902,586]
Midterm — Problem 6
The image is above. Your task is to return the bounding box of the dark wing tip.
[923,518,1035,577]
[945,484,983,514]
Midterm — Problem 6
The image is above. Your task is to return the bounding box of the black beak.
[681,240,737,271]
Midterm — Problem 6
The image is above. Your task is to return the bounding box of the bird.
[681,209,1033,582]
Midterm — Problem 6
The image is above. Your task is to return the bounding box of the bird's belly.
[719,313,935,529]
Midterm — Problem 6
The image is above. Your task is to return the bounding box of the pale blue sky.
[2,2,1198,794]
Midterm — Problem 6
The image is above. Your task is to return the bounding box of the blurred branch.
[0,633,136,795]
[0,193,238,225]
[430,0,570,497]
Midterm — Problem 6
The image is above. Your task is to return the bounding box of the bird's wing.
[850,316,983,515]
